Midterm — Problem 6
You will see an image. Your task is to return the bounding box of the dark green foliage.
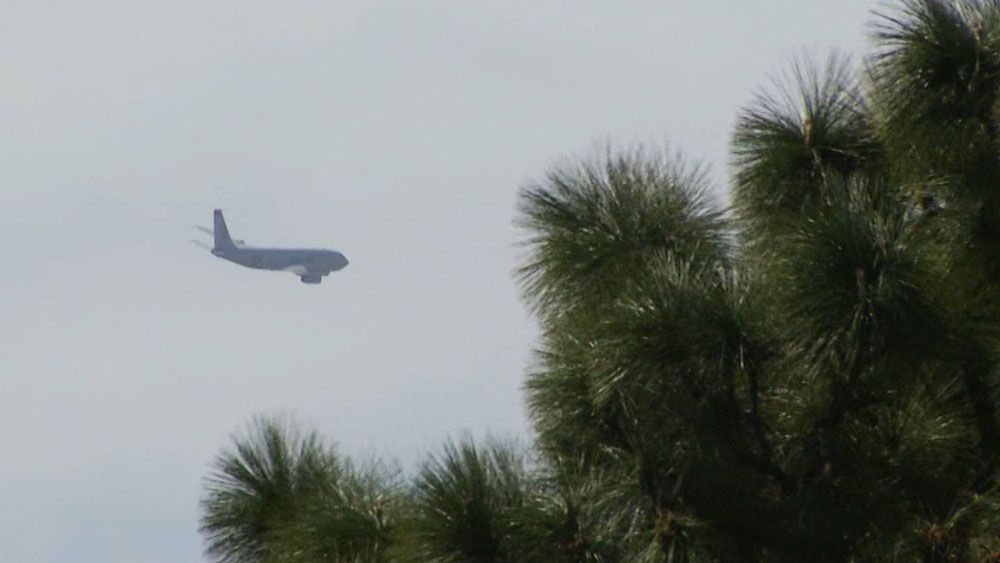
[408,437,526,562]
[199,2,1000,561]
[200,417,399,563]
[871,0,1000,180]
[272,459,400,562]
[772,176,944,373]
[200,416,339,563]
[733,53,879,239]
[524,336,625,465]
[517,147,729,322]
[513,2,1000,557]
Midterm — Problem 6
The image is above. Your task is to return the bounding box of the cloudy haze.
[2,1,877,561]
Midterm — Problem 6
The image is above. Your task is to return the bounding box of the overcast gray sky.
[2,1,879,561]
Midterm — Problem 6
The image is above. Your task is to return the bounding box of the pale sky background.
[2,1,880,561]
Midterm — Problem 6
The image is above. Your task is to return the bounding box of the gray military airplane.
[194,209,348,284]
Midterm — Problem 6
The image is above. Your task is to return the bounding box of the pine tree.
[200,1,1000,560]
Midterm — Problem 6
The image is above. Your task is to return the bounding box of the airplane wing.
[283,262,332,284]
[282,264,331,277]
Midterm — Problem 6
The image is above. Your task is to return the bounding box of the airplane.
[193,209,348,284]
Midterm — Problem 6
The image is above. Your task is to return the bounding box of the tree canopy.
[200,1,1000,560]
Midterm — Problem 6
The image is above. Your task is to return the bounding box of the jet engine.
[300,275,322,284]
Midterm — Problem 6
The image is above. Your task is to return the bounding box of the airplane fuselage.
[214,247,347,271]
[213,247,349,283]
[203,209,349,284]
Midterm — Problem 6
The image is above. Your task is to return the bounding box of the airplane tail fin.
[213,209,236,250]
